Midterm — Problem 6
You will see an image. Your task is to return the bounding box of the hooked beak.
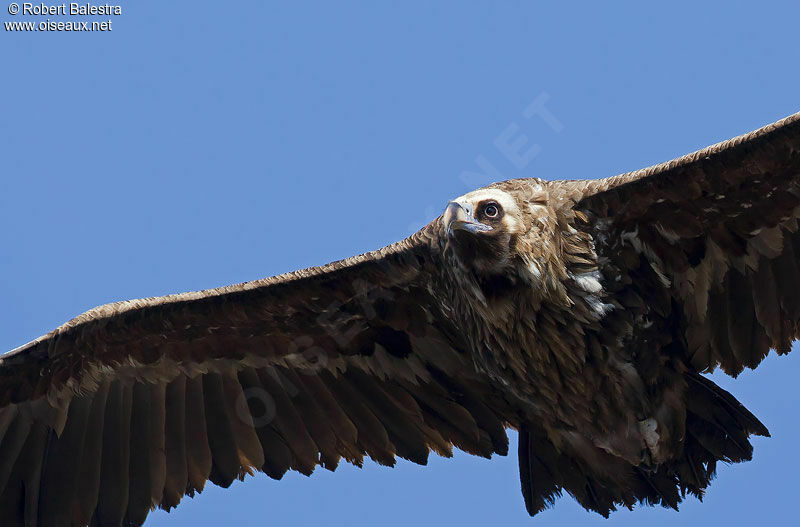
[443,201,492,237]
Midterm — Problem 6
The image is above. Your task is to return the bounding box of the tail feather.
[517,425,561,516]
[518,372,769,516]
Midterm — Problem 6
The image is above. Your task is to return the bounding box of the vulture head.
[441,179,564,301]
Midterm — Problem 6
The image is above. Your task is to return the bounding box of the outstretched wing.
[0,222,514,526]
[568,110,800,375]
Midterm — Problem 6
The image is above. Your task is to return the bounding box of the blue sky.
[2,1,799,525]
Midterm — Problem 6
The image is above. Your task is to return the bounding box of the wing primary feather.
[73,381,110,526]
[382,384,453,458]
[707,278,739,375]
[751,259,784,350]
[148,382,167,507]
[726,269,768,369]
[124,382,154,527]
[20,421,48,527]
[0,407,32,497]
[347,369,429,465]
[428,369,510,456]
[220,373,265,472]
[38,395,92,526]
[0,464,23,526]
[162,375,188,510]
[772,238,800,331]
[0,405,19,447]
[293,372,362,466]
[277,368,341,471]
[255,367,319,475]
[202,372,242,488]
[235,368,294,480]
[321,371,396,466]
[404,384,488,457]
[95,380,133,527]
[183,374,212,495]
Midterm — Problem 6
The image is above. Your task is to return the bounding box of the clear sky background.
[2,2,800,526]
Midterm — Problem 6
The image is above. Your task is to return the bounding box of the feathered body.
[436,179,749,515]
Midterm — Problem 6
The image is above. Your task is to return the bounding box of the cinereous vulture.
[2,111,800,526]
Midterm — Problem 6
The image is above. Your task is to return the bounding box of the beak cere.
[444,201,492,237]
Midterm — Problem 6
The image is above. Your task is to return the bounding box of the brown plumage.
[1,110,800,525]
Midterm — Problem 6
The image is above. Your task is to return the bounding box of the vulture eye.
[482,202,501,218]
